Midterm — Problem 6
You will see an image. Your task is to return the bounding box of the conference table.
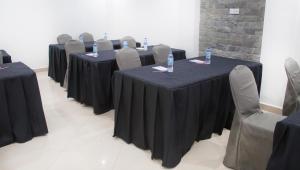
[267,111,300,170]
[0,50,12,64]
[67,46,186,114]
[48,40,141,86]
[113,56,262,168]
[0,62,48,147]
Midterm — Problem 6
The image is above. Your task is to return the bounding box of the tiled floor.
[0,71,231,170]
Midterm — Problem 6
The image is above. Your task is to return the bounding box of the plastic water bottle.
[167,50,174,72]
[143,38,148,51]
[123,41,128,48]
[104,32,108,40]
[205,48,212,64]
[93,42,98,54]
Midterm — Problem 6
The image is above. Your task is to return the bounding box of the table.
[113,56,262,168]
[0,62,48,147]
[67,46,186,114]
[0,50,12,64]
[48,40,141,86]
[267,111,300,170]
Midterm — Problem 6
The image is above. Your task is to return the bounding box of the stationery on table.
[86,53,98,58]
[152,66,168,72]
[136,47,146,51]
[189,59,205,64]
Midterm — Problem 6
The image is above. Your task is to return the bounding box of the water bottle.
[93,42,98,54]
[167,50,174,72]
[205,48,212,64]
[104,32,108,40]
[143,38,148,51]
[123,41,128,48]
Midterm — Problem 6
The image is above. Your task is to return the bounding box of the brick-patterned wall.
[199,0,266,61]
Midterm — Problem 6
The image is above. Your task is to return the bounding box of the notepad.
[190,59,205,64]
[152,66,168,72]
[86,53,98,57]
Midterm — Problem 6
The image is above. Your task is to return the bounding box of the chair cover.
[63,40,85,88]
[57,34,72,44]
[283,58,300,116]
[152,44,171,64]
[116,48,141,70]
[120,36,136,48]
[79,32,94,42]
[96,39,114,51]
[224,65,285,170]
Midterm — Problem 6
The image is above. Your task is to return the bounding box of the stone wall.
[199,0,266,61]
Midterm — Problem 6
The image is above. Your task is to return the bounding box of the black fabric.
[267,111,300,170]
[67,46,186,114]
[0,62,48,147]
[48,40,141,86]
[113,56,262,168]
[1,50,12,64]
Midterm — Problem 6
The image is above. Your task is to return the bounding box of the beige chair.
[96,39,114,51]
[63,40,85,89]
[283,58,300,116]
[79,32,94,42]
[57,34,72,44]
[152,44,171,64]
[0,51,3,64]
[120,36,136,48]
[223,65,285,170]
[116,48,141,70]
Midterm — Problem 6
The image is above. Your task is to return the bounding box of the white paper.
[136,47,146,51]
[190,59,205,64]
[86,53,98,57]
[152,66,168,72]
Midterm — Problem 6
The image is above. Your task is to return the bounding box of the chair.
[79,32,94,42]
[96,39,114,51]
[120,36,136,48]
[116,48,141,70]
[152,44,171,64]
[283,58,300,116]
[0,51,3,64]
[223,65,285,170]
[63,40,85,89]
[57,34,72,44]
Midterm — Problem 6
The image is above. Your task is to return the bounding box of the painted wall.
[0,0,199,69]
[260,0,300,109]
[0,0,299,109]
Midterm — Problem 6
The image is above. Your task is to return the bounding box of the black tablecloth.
[267,111,300,170]
[67,46,186,114]
[48,40,141,86]
[0,62,48,147]
[0,50,12,64]
[113,56,262,168]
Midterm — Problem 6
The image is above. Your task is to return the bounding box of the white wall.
[0,0,199,69]
[260,0,300,109]
[1,0,298,109]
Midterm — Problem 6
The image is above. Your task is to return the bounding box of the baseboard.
[260,103,282,115]
[34,67,48,73]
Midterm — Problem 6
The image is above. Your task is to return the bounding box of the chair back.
[152,44,171,64]
[229,65,261,116]
[79,32,94,42]
[116,48,141,70]
[57,34,72,44]
[120,36,136,48]
[65,40,85,64]
[283,58,300,115]
[0,51,3,64]
[96,39,114,51]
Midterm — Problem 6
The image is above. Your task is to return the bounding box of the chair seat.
[238,112,285,170]
[244,112,284,138]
